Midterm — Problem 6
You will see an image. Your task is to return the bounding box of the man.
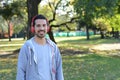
[16,14,64,80]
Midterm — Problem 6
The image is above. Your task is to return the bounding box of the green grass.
[0,58,17,80]
[0,39,25,45]
[0,46,22,52]
[57,36,120,45]
[63,54,120,80]
[0,36,120,80]
[0,39,25,52]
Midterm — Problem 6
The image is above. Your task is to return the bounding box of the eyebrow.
[36,24,47,26]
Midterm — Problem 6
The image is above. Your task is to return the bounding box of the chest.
[33,43,51,62]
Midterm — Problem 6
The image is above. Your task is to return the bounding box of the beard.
[35,30,46,39]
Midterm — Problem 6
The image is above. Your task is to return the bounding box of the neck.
[34,36,46,45]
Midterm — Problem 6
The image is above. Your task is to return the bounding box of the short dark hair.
[32,14,47,27]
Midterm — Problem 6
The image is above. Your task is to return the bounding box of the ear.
[31,26,35,33]
[47,26,50,32]
[46,19,50,33]
[30,15,37,33]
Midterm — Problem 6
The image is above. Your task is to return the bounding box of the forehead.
[35,19,47,24]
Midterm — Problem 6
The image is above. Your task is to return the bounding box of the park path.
[89,43,120,56]
[90,43,120,51]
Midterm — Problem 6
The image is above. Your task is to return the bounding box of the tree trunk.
[23,31,26,40]
[23,27,27,40]
[1,26,4,39]
[111,27,115,38]
[27,0,41,39]
[47,27,56,43]
[100,30,105,39]
[48,31,56,43]
[93,29,96,35]
[8,21,11,41]
[86,25,90,40]
[114,31,119,39]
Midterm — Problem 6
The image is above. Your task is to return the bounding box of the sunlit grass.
[57,36,120,45]
[0,46,22,52]
[0,39,25,45]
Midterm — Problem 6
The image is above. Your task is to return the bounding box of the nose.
[39,26,44,30]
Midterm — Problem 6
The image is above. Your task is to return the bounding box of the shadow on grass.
[63,54,120,80]
[0,48,88,58]
[60,49,89,56]
[0,49,20,58]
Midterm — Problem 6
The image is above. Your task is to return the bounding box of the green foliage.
[0,16,8,33]
[93,18,111,31]
[14,24,24,34]
[39,0,77,32]
[74,0,118,17]
[0,0,27,35]
[73,0,118,24]
[56,15,77,31]
[109,14,120,31]
[38,4,52,19]
[0,0,26,20]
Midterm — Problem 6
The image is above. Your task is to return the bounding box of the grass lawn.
[63,54,120,80]
[0,36,120,80]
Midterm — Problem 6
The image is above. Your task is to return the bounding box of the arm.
[56,47,64,80]
[16,44,28,80]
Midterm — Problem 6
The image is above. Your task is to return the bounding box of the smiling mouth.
[38,30,45,33]
[37,31,45,35]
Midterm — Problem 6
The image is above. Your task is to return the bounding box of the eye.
[43,24,46,27]
[36,24,41,27]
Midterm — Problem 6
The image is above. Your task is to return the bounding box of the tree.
[13,18,26,38]
[0,16,8,38]
[109,14,120,38]
[27,0,41,39]
[38,0,78,43]
[93,18,111,39]
[0,0,25,41]
[74,0,118,40]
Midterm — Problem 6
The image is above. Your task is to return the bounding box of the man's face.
[34,19,47,39]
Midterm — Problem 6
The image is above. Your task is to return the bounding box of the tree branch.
[49,0,62,23]
[50,17,79,28]
[48,0,54,12]
[65,24,71,30]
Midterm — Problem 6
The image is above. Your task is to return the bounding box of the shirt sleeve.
[16,44,28,80]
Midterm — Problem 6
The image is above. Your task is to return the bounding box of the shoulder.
[46,38,57,47]
[24,38,34,46]
[21,38,34,50]
[46,38,60,52]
